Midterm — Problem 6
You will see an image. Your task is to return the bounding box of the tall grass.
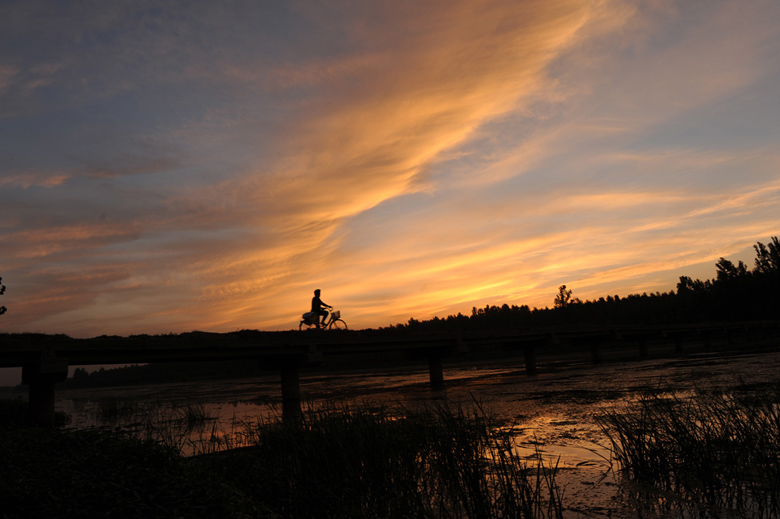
[94,397,144,423]
[89,399,219,454]
[134,401,219,454]
[597,382,780,518]
[2,401,563,518]
[197,402,563,518]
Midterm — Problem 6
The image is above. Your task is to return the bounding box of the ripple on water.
[55,349,780,516]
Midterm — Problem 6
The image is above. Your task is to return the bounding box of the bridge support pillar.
[428,356,444,387]
[22,356,68,427]
[280,365,302,423]
[590,341,603,364]
[702,331,713,352]
[726,327,735,347]
[637,338,648,358]
[523,346,537,375]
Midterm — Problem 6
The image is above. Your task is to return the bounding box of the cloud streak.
[1,0,779,336]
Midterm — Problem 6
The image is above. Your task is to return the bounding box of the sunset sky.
[2,0,779,338]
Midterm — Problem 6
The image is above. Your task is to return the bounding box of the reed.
[137,401,218,452]
[2,401,562,518]
[95,397,140,422]
[207,402,564,518]
[84,398,220,454]
[597,382,780,517]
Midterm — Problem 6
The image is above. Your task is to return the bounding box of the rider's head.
[314,289,321,296]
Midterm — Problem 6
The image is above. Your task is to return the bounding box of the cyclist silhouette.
[311,289,332,328]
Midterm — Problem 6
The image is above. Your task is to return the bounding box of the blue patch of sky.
[636,78,780,153]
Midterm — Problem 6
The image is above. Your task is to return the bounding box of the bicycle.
[299,309,348,330]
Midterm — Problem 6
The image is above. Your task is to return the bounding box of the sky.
[2,0,779,338]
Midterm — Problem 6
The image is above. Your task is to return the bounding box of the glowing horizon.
[1,0,779,338]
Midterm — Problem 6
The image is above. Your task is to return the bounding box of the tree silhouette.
[0,276,5,316]
[754,237,780,274]
[554,284,580,309]
[371,235,780,335]
[715,258,748,281]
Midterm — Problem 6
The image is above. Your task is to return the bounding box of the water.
[54,347,780,517]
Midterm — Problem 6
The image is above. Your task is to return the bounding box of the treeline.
[65,359,267,389]
[383,236,780,333]
[0,276,6,316]
[60,236,780,388]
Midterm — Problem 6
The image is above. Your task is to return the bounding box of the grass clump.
[84,399,220,454]
[200,403,562,518]
[597,382,780,518]
[95,397,141,422]
[138,401,219,452]
[2,402,561,518]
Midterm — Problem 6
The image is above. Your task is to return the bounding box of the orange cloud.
[3,0,779,337]
[0,172,70,188]
[5,223,140,260]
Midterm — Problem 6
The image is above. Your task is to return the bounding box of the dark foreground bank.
[3,366,780,519]
[0,400,562,519]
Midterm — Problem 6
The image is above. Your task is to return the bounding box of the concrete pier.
[523,345,537,375]
[428,356,444,387]
[280,364,302,423]
[22,355,68,426]
[590,340,603,364]
[637,337,648,357]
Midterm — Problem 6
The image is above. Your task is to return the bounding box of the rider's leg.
[320,310,329,326]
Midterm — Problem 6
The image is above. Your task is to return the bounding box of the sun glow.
[1,0,779,336]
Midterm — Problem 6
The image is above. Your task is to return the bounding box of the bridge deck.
[2,321,778,426]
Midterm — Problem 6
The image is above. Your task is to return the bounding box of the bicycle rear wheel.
[329,319,347,330]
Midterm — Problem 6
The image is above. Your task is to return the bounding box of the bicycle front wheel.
[329,319,348,330]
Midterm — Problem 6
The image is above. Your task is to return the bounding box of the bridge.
[2,320,779,425]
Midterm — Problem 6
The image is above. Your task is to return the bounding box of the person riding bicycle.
[311,289,332,328]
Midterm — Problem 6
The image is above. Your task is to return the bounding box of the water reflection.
[56,349,780,517]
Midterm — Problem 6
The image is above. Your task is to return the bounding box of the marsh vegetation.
[2,401,563,519]
[599,382,780,518]
[4,350,780,517]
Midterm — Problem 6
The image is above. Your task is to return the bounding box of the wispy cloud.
[1,0,779,336]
